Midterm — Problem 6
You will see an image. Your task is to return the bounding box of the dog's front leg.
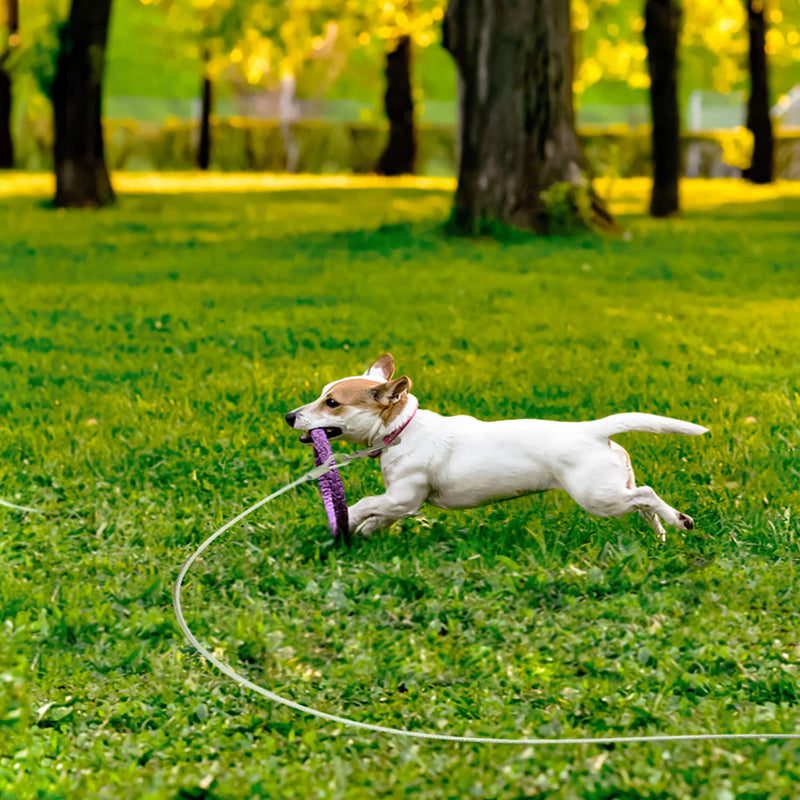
[348,478,427,536]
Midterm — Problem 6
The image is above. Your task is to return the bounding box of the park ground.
[1,175,799,798]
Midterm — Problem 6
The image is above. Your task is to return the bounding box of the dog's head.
[285,354,413,445]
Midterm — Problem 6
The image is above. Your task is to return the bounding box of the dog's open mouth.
[299,426,343,444]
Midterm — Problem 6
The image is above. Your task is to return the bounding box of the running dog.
[285,354,708,539]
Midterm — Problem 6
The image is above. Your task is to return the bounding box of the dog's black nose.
[285,411,297,428]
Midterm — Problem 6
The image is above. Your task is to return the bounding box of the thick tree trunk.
[442,0,607,233]
[378,36,416,175]
[0,0,19,169]
[198,49,212,171]
[644,0,681,217]
[0,64,12,169]
[743,0,773,184]
[52,0,115,207]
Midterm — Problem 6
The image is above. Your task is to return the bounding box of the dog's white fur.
[286,354,708,540]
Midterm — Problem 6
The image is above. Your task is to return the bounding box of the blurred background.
[2,0,799,179]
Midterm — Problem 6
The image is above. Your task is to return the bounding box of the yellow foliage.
[682,0,748,92]
[766,27,784,55]
[576,34,649,92]
[719,127,755,170]
[572,0,589,31]
[580,57,603,88]
[362,0,447,47]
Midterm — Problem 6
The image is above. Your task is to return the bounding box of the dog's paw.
[355,516,380,537]
[677,512,694,531]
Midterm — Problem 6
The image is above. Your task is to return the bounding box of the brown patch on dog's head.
[287,360,413,445]
[317,375,412,424]
[323,378,383,410]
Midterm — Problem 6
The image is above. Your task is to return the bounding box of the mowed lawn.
[1,175,799,799]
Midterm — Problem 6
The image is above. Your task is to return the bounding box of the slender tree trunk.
[378,35,416,175]
[0,64,12,169]
[743,0,773,184]
[198,48,213,171]
[442,0,608,233]
[644,0,681,217]
[52,0,115,207]
[0,0,20,169]
[279,73,299,173]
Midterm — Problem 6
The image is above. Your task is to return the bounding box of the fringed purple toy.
[310,428,350,544]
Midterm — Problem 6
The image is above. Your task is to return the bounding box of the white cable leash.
[0,497,45,514]
[173,453,800,747]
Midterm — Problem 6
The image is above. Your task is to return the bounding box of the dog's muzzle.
[298,427,343,444]
[285,412,342,443]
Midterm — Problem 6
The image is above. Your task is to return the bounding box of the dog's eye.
[325,398,340,408]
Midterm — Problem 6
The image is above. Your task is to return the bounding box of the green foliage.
[11,117,461,174]
[1,177,800,797]
[8,0,69,96]
[539,182,595,235]
[13,115,800,177]
[575,0,800,105]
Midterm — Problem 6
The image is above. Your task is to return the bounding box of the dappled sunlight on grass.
[3,171,800,222]
[0,171,456,198]
[597,176,800,216]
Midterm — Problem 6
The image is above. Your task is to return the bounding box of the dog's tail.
[589,412,709,439]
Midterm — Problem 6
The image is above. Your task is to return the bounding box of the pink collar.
[370,400,418,457]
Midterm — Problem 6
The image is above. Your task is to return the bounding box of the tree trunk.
[378,35,416,176]
[0,0,19,169]
[52,0,115,208]
[279,73,299,173]
[644,0,681,217]
[743,0,773,184]
[198,49,212,171]
[442,0,607,234]
[0,64,12,169]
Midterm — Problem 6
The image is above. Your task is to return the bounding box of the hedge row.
[14,117,800,178]
[16,119,457,176]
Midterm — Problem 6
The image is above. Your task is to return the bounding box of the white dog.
[285,354,708,540]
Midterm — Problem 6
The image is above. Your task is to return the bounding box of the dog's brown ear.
[371,375,412,405]
[364,353,395,382]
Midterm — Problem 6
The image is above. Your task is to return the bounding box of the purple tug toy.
[310,428,350,544]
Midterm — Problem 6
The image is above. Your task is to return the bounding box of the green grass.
[1,176,799,799]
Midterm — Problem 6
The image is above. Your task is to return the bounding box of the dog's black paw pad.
[678,513,694,530]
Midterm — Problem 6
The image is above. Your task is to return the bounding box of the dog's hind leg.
[639,508,667,541]
[626,485,694,532]
[567,443,681,539]
[610,441,636,491]
[610,441,667,541]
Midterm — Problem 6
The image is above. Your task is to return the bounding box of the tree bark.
[644,0,681,217]
[442,0,607,233]
[52,0,115,207]
[743,0,773,184]
[0,64,11,169]
[0,0,19,169]
[198,48,213,171]
[378,35,416,175]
